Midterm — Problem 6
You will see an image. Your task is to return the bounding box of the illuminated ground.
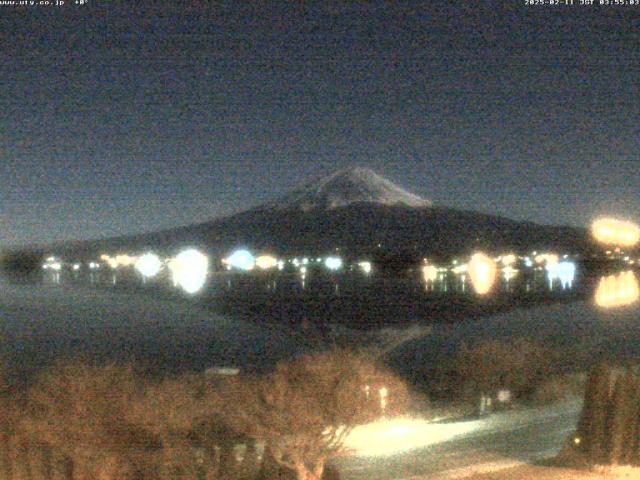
[336,399,582,479]
[465,465,640,480]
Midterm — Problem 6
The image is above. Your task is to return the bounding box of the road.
[336,399,582,479]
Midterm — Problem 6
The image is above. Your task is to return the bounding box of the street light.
[135,253,162,279]
[224,249,255,271]
[324,256,342,271]
[468,252,497,295]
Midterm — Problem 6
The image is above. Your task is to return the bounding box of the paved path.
[337,399,582,479]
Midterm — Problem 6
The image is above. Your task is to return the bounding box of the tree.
[127,372,219,479]
[453,338,551,405]
[219,349,408,480]
[575,363,611,464]
[0,249,44,281]
[608,369,638,465]
[23,362,160,480]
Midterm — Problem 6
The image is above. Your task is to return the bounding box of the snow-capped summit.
[264,167,432,211]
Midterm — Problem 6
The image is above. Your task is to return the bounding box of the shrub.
[219,349,409,480]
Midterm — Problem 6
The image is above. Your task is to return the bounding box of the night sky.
[1,1,639,247]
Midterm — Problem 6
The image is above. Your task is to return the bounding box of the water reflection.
[546,261,576,290]
[39,251,591,305]
[468,253,497,295]
[595,271,639,308]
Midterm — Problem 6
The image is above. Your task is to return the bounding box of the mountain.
[43,167,594,261]
[262,167,432,211]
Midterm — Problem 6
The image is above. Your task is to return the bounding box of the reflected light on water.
[468,253,497,295]
[595,271,639,308]
[592,218,640,247]
[169,249,209,294]
[502,266,518,282]
[344,416,481,457]
[546,261,576,290]
[422,265,438,284]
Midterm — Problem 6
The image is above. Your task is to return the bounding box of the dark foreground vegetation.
[0,349,408,480]
[566,363,640,467]
[0,334,588,480]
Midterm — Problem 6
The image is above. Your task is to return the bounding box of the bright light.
[592,218,640,247]
[43,256,62,271]
[468,253,497,295]
[224,249,255,271]
[255,255,278,270]
[379,387,388,413]
[595,271,640,308]
[358,261,372,274]
[115,254,135,267]
[546,261,576,289]
[422,265,438,283]
[524,257,533,268]
[135,253,162,279]
[89,262,100,270]
[535,253,559,267]
[503,266,518,282]
[324,256,342,271]
[345,416,481,457]
[169,249,209,294]
[501,254,517,266]
[452,264,468,275]
[72,264,80,271]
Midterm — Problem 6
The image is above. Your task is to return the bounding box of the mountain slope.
[262,167,432,211]
[48,167,593,259]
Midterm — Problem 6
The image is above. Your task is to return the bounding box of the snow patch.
[263,167,432,211]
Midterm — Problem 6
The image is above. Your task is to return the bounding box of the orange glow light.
[468,253,497,295]
[115,254,136,267]
[592,218,640,247]
[595,271,640,308]
[422,265,438,283]
[501,254,517,266]
[534,253,559,266]
[255,255,278,270]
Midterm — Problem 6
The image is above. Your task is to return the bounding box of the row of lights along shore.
[42,247,582,296]
[40,217,639,303]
